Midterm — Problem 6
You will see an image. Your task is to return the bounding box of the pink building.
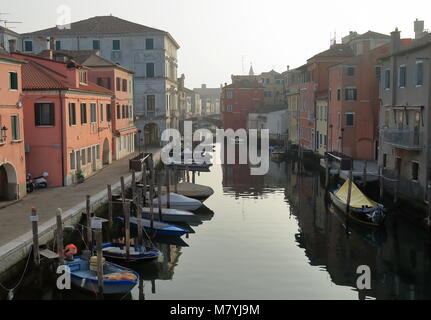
[0,52,27,201]
[12,52,114,187]
[51,51,137,160]
[327,44,391,160]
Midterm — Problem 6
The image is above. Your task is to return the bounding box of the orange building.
[12,52,114,187]
[51,51,137,160]
[0,52,27,201]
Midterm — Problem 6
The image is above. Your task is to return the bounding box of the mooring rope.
[0,245,33,295]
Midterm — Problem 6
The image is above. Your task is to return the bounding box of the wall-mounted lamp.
[1,126,8,141]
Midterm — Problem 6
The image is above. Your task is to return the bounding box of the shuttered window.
[35,103,55,126]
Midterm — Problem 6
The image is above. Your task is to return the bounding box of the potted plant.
[76,169,85,184]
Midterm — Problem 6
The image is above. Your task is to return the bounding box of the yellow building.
[315,93,328,157]
[257,70,285,105]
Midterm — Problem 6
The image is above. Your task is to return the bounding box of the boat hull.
[102,243,161,262]
[118,216,189,237]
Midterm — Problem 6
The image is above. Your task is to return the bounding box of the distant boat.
[117,216,189,237]
[162,182,214,201]
[102,243,161,262]
[329,179,386,227]
[151,192,203,211]
[141,207,202,224]
[65,257,139,295]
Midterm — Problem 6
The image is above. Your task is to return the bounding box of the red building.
[221,76,264,130]
[327,45,391,160]
[299,44,354,152]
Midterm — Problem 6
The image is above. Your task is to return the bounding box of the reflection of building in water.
[222,164,265,198]
[286,162,431,299]
[265,160,288,187]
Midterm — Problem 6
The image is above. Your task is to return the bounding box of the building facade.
[193,84,221,116]
[378,23,430,202]
[0,53,27,201]
[13,52,114,187]
[221,77,264,130]
[19,15,180,146]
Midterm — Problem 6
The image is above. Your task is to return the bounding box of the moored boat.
[65,257,139,295]
[151,192,203,211]
[329,179,386,227]
[117,216,189,237]
[102,243,161,262]
[141,207,202,224]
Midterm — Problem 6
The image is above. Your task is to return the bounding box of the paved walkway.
[0,149,160,247]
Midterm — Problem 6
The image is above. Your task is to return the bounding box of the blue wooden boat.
[117,216,189,237]
[65,257,139,295]
[102,243,161,262]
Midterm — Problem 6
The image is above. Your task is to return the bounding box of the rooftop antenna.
[2,20,22,29]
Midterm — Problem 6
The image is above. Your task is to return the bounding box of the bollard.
[31,207,40,266]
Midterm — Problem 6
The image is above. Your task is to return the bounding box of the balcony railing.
[383,128,425,150]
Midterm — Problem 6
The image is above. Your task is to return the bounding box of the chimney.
[414,19,425,39]
[201,84,207,89]
[40,49,53,60]
[287,65,290,71]
[390,28,401,54]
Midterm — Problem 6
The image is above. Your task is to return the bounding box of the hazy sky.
[2,0,430,88]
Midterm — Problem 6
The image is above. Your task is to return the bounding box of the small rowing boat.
[329,179,387,227]
[117,216,189,237]
[151,192,203,211]
[65,257,139,295]
[141,207,202,224]
[102,243,161,262]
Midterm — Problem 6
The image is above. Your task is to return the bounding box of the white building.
[248,105,288,138]
[20,15,180,146]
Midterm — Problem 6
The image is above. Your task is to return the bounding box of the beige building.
[315,93,328,157]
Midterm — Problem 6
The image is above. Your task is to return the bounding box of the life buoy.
[64,244,78,256]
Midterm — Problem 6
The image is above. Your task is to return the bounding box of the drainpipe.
[59,90,65,187]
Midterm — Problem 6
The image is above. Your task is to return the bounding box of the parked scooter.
[26,175,34,193]
[27,172,49,190]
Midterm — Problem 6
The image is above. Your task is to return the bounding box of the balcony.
[383,128,425,150]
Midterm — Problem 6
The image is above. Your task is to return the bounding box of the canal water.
[3,150,431,300]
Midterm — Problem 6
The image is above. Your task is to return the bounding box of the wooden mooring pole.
[95,228,104,295]
[86,195,92,250]
[142,163,147,207]
[136,185,144,248]
[132,170,137,201]
[379,166,384,201]
[107,185,113,231]
[166,168,171,209]
[346,161,353,213]
[31,207,40,266]
[157,173,163,221]
[120,176,130,261]
[56,209,64,266]
[325,156,330,188]
[174,166,178,193]
[362,160,368,189]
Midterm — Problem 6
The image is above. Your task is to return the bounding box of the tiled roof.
[22,15,180,48]
[21,59,113,95]
[309,44,354,60]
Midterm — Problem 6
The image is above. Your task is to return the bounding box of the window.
[395,157,402,176]
[93,40,100,50]
[55,40,61,50]
[117,105,121,119]
[347,66,355,76]
[122,79,127,92]
[375,66,381,79]
[96,145,100,160]
[384,110,389,127]
[81,149,86,165]
[100,104,104,122]
[97,77,111,90]
[9,72,18,90]
[146,38,154,50]
[113,40,120,51]
[383,154,387,169]
[106,104,111,121]
[87,148,91,164]
[337,89,341,101]
[416,62,424,86]
[346,112,355,127]
[412,162,419,181]
[79,71,87,84]
[116,77,121,91]
[122,105,126,119]
[227,105,233,112]
[226,91,233,99]
[35,103,55,126]
[70,151,75,170]
[344,87,357,101]
[146,63,155,78]
[399,65,406,88]
[147,95,155,115]
[24,40,33,52]
[11,115,19,140]
[90,103,97,123]
[69,103,76,126]
[384,69,391,89]
[81,103,87,124]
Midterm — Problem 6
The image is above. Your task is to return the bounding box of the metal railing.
[383,128,425,150]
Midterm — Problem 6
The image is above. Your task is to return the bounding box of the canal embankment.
[0,149,161,284]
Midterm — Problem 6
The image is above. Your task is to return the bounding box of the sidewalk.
[0,148,160,258]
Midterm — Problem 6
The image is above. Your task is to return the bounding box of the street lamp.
[1,126,7,142]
